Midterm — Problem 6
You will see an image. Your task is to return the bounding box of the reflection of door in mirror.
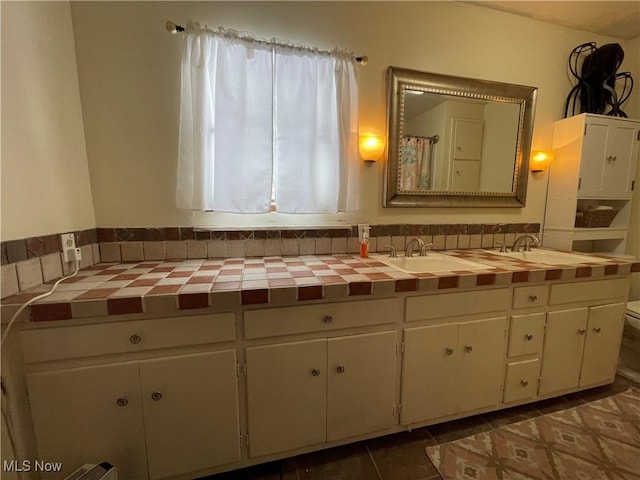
[451,118,483,191]
[402,93,521,192]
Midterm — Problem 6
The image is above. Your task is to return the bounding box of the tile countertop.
[2,250,639,322]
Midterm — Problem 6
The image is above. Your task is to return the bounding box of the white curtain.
[177,25,359,214]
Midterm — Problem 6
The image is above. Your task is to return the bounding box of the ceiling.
[469,1,640,40]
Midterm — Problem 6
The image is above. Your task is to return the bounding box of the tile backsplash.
[1,229,100,299]
[0,223,540,299]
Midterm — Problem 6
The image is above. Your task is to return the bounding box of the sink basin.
[374,253,493,274]
[485,249,609,264]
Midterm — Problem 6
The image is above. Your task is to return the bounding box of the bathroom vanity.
[14,249,637,480]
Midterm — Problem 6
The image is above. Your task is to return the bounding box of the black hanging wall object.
[563,42,633,118]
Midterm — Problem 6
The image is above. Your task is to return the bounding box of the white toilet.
[618,300,640,383]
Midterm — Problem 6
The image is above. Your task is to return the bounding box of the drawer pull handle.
[129,334,142,345]
[578,328,586,335]
[520,380,529,387]
[323,315,333,324]
[446,347,454,355]
[336,365,345,374]
[525,333,534,341]
[593,327,602,334]
[528,295,538,302]
[151,391,163,401]
[311,368,321,377]
[116,397,128,407]
[465,345,473,353]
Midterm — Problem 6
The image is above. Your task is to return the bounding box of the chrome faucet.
[511,234,540,252]
[405,238,431,257]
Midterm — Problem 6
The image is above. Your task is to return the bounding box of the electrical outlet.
[60,233,76,263]
[357,224,370,242]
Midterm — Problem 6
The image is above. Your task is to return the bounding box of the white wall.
[622,36,640,299]
[68,1,638,230]
[1,1,96,242]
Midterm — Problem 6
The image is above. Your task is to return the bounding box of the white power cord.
[0,259,81,478]
[1,259,80,346]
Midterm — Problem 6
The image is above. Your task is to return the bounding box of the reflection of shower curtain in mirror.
[400,137,432,190]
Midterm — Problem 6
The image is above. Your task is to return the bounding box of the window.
[176,25,359,215]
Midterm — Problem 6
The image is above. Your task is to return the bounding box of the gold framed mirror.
[384,67,537,207]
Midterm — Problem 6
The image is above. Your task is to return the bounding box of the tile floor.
[201,374,639,480]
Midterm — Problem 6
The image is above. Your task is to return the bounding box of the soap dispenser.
[360,226,371,258]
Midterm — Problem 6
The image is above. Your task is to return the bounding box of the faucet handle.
[496,242,508,253]
[419,243,433,256]
[384,245,398,258]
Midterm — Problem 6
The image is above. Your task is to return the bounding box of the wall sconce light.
[530,149,555,173]
[359,134,386,164]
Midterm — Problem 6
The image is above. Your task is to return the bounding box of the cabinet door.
[140,351,240,479]
[580,303,626,387]
[455,317,507,413]
[601,124,638,197]
[327,331,397,442]
[579,121,609,196]
[453,119,484,160]
[508,313,545,357]
[580,120,639,198]
[504,359,540,404]
[539,308,588,396]
[246,339,326,457]
[451,160,481,191]
[27,363,147,480]
[401,324,457,425]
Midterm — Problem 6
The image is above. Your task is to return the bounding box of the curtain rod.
[406,134,440,144]
[165,21,368,65]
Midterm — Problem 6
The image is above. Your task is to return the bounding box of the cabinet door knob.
[578,328,586,335]
[336,365,345,374]
[311,368,321,377]
[525,333,534,341]
[593,327,602,334]
[465,345,473,353]
[129,334,142,345]
[528,295,538,302]
[151,391,163,401]
[446,347,454,355]
[323,315,333,324]
[520,380,529,387]
[116,397,128,407]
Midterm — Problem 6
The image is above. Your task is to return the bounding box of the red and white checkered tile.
[2,252,637,322]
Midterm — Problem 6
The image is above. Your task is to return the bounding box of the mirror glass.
[384,67,537,207]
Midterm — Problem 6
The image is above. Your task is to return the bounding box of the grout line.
[364,442,384,480]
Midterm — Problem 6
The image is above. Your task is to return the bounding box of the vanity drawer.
[512,285,548,309]
[549,278,630,306]
[508,313,545,357]
[503,359,540,404]
[244,298,401,340]
[405,288,509,322]
[21,313,236,363]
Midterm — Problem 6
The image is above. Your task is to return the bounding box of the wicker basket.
[575,208,619,228]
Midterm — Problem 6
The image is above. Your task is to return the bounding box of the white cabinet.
[140,352,241,479]
[27,363,148,480]
[539,303,625,396]
[503,312,545,404]
[27,351,241,480]
[401,316,507,425]
[577,119,637,198]
[544,113,640,254]
[23,313,240,480]
[245,331,397,458]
